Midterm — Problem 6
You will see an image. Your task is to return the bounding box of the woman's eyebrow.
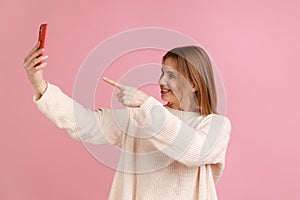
[166,71,175,74]
[161,68,176,74]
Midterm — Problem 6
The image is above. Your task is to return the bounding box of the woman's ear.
[190,82,198,92]
[192,86,198,92]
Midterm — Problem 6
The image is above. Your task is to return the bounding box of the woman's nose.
[158,75,166,85]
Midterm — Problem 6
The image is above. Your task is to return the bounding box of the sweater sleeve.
[133,96,231,167]
[33,83,124,146]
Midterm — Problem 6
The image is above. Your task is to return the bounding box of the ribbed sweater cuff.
[32,82,75,130]
[33,83,66,113]
[33,82,52,109]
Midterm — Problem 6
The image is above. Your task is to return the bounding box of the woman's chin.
[160,95,170,102]
[161,95,177,105]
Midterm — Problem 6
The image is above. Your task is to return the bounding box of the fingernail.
[103,77,107,80]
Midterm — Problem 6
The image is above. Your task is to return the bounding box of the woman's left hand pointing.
[103,77,150,107]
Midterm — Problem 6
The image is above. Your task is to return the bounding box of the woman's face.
[158,57,197,110]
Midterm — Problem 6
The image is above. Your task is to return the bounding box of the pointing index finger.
[103,77,124,89]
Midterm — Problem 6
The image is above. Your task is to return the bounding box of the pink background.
[1,0,300,199]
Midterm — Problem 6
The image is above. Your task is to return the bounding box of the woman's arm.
[133,97,231,167]
[33,82,124,146]
[102,77,231,167]
[23,43,123,146]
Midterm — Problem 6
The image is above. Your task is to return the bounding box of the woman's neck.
[167,99,199,113]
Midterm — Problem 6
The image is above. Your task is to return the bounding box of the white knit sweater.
[34,83,231,200]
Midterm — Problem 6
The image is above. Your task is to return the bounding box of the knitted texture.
[34,83,231,200]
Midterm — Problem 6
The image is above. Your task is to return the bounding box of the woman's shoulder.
[204,113,231,122]
[199,113,231,133]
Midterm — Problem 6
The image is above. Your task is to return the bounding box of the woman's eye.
[168,74,175,79]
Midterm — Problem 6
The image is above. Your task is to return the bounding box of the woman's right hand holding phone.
[23,41,48,100]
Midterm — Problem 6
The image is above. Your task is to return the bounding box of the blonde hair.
[162,46,218,115]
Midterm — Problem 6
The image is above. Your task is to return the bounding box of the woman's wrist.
[37,80,48,94]
[34,80,48,100]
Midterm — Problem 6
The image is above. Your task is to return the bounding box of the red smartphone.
[36,24,48,66]
[37,24,48,65]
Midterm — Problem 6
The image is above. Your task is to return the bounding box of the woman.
[23,43,231,199]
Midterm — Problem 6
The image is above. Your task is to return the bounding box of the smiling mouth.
[161,89,172,94]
